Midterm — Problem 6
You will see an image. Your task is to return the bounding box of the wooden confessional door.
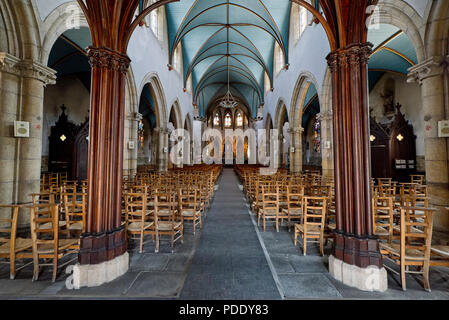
[371,145,389,178]
[73,120,89,181]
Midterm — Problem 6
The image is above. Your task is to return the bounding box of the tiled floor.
[0,168,448,300]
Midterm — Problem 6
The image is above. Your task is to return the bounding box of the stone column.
[158,127,169,172]
[317,111,334,179]
[288,127,304,173]
[0,53,22,213]
[17,60,56,218]
[408,56,449,231]
[0,54,56,226]
[278,132,284,168]
[124,112,142,177]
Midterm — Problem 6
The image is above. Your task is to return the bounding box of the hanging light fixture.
[219,1,237,109]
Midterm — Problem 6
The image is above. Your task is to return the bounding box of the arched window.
[264,72,271,93]
[186,74,193,94]
[173,43,183,73]
[274,42,285,75]
[225,113,232,128]
[236,112,243,127]
[147,0,164,41]
[214,113,220,126]
[291,2,309,44]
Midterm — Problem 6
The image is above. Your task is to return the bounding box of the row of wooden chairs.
[0,203,79,282]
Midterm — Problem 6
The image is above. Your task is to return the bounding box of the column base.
[72,252,129,289]
[329,255,388,292]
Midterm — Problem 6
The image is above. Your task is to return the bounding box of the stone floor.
[0,168,448,300]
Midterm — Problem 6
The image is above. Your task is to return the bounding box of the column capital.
[326,42,372,71]
[18,59,57,85]
[316,111,333,121]
[407,56,446,84]
[0,54,56,84]
[127,112,143,121]
[159,127,170,135]
[288,127,304,134]
[0,52,21,76]
[87,47,131,74]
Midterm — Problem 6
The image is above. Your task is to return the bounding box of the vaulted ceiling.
[164,0,292,118]
[367,24,417,90]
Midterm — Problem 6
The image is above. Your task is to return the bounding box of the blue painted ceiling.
[48,27,92,91]
[367,24,417,91]
[163,0,291,118]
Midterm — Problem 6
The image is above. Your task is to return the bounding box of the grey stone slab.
[56,271,141,297]
[288,255,329,274]
[270,254,295,274]
[279,274,342,299]
[129,254,170,272]
[165,254,192,272]
[126,272,185,298]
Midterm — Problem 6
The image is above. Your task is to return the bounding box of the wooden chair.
[153,191,183,253]
[125,189,154,253]
[282,184,303,231]
[380,207,435,291]
[258,185,279,232]
[29,204,79,282]
[294,196,327,256]
[411,174,424,185]
[63,192,86,236]
[179,188,202,235]
[372,196,395,243]
[31,192,55,205]
[0,205,33,279]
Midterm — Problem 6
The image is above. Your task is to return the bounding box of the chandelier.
[219,90,238,109]
[219,2,237,110]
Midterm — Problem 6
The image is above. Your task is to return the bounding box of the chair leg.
[276,219,279,232]
[320,235,324,256]
[294,229,297,246]
[10,255,16,280]
[155,231,160,253]
[140,232,144,254]
[32,255,39,282]
[401,262,406,291]
[52,258,58,283]
[303,238,307,256]
[423,262,431,292]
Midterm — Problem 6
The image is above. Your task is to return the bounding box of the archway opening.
[42,27,92,185]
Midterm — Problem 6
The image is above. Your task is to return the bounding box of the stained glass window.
[225,113,232,127]
[236,112,243,127]
[214,113,220,126]
[138,120,145,152]
[313,119,321,153]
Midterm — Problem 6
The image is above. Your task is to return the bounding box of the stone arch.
[424,0,449,57]
[290,71,321,130]
[375,0,426,63]
[139,72,168,130]
[274,99,289,130]
[183,113,193,165]
[169,99,183,130]
[40,1,89,65]
[0,0,19,56]
[1,0,42,60]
